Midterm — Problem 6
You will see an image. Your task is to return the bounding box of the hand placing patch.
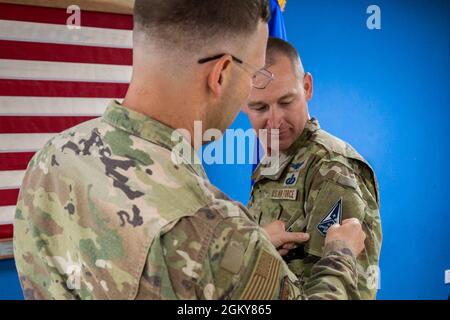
[317,198,343,236]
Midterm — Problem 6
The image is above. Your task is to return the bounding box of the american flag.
[0,2,133,243]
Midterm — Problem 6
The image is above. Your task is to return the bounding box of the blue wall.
[0,259,22,299]
[283,0,450,299]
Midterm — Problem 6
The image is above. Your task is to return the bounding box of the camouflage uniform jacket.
[248,118,382,299]
[15,101,361,300]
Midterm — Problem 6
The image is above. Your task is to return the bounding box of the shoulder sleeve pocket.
[304,180,366,258]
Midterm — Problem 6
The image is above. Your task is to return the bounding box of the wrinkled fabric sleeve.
[303,160,382,299]
[137,205,360,300]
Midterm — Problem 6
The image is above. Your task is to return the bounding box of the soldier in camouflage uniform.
[14,1,367,300]
[246,38,382,299]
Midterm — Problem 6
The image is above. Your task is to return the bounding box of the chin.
[277,134,293,150]
[267,139,289,154]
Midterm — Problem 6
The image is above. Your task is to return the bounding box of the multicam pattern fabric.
[15,102,360,300]
[249,118,382,299]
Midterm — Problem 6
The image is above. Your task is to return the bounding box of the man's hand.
[325,218,366,257]
[263,220,310,256]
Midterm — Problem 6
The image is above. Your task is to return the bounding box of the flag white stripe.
[0,170,25,190]
[0,206,15,225]
[0,97,121,116]
[0,59,132,83]
[0,19,133,48]
[0,134,55,152]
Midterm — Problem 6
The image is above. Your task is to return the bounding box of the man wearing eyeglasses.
[15,1,366,300]
[245,37,382,299]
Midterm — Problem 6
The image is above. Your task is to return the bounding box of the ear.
[207,55,233,98]
[303,72,313,101]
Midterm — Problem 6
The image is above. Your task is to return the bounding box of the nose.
[266,105,283,129]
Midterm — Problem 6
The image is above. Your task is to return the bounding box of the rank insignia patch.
[317,198,343,236]
[289,161,305,171]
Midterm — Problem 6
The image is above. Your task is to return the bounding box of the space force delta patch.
[317,198,343,236]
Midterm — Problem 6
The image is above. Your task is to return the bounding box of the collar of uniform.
[251,152,293,182]
[251,118,321,182]
[285,118,321,156]
[102,100,206,179]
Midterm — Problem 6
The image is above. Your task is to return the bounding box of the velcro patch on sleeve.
[220,240,245,274]
[240,249,281,300]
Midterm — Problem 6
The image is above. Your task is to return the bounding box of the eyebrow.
[248,92,296,107]
[278,93,296,101]
[247,100,267,107]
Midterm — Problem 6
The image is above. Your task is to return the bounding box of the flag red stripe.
[0,153,35,171]
[0,3,132,30]
[0,116,97,134]
[0,224,13,239]
[0,80,128,97]
[0,189,19,207]
[0,40,132,65]
[0,4,134,241]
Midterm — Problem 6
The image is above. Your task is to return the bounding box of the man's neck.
[122,79,206,151]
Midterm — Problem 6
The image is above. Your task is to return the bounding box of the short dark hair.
[266,37,304,78]
[134,0,270,50]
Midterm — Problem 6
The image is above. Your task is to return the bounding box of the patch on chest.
[283,171,300,186]
[289,162,305,171]
[283,161,305,187]
[270,188,298,201]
